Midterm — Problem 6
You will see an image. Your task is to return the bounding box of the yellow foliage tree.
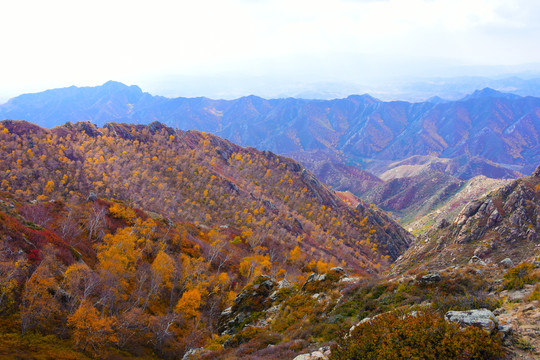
[151,250,176,290]
[68,300,118,355]
[109,203,137,224]
[175,288,202,320]
[63,262,98,308]
[44,180,55,194]
[97,227,141,304]
[21,255,62,335]
[239,254,272,281]
[316,260,330,274]
[289,245,303,264]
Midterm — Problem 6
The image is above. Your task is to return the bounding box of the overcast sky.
[1,0,539,100]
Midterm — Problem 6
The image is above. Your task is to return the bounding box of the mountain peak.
[346,94,380,103]
[101,80,143,95]
[102,80,128,88]
[426,96,448,103]
[461,87,520,101]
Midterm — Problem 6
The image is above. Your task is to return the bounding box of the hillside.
[362,168,463,223]
[0,119,411,270]
[0,119,417,358]
[375,155,522,181]
[393,165,540,273]
[408,175,512,235]
[1,82,539,178]
[284,150,384,195]
[353,155,521,224]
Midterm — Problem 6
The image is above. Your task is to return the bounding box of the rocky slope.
[284,150,384,195]
[408,175,512,235]
[361,168,464,223]
[393,165,540,273]
[374,155,522,181]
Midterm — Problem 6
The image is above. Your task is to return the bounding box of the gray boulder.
[445,309,497,332]
[420,271,441,283]
[302,273,327,290]
[293,346,330,360]
[500,258,514,268]
[469,255,486,265]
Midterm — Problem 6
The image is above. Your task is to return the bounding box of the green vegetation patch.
[330,310,504,360]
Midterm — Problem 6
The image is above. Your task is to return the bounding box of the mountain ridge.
[1,82,538,178]
[0,119,412,268]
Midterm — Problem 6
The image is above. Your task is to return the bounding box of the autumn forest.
[0,119,415,359]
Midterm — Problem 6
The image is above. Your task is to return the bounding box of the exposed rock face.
[420,271,442,283]
[451,177,539,249]
[445,309,497,332]
[219,275,277,336]
[86,192,98,202]
[302,273,327,290]
[182,348,208,360]
[532,164,540,177]
[437,218,450,229]
[469,255,487,265]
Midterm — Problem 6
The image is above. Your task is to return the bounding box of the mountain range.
[1,81,539,178]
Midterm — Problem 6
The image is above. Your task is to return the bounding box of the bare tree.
[85,204,106,242]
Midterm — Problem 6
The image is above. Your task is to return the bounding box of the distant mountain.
[351,155,522,224]
[374,155,522,181]
[1,82,539,177]
[283,150,384,195]
[395,75,540,101]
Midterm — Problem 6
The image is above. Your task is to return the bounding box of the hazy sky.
[1,0,539,100]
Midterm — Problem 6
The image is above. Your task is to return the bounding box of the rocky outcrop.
[500,258,514,268]
[445,309,497,332]
[419,271,442,283]
[219,275,277,335]
[442,167,540,260]
[302,273,327,290]
[532,164,540,177]
[293,346,331,360]
[383,166,540,273]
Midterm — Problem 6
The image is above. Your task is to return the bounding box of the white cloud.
[0,0,539,99]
